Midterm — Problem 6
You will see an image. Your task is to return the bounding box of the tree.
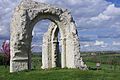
[0,40,10,68]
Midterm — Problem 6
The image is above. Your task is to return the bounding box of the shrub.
[0,54,4,65]
[0,40,10,67]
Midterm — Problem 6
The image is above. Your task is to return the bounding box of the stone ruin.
[10,0,87,72]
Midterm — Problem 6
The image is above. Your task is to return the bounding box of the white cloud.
[0,0,20,38]
[77,3,120,32]
[80,40,110,51]
[91,4,120,21]
[103,4,120,16]
[101,45,107,48]
[83,44,90,47]
[0,28,2,32]
[113,41,120,46]
[94,40,104,46]
[65,0,82,5]
[81,41,93,47]
[32,44,42,47]
[91,13,111,21]
[33,0,48,3]
[0,26,9,36]
[0,0,120,51]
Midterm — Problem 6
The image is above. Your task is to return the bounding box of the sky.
[0,0,120,52]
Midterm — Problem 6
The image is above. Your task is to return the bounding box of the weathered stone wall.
[10,0,87,72]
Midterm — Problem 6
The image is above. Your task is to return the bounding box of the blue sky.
[106,0,120,7]
[0,0,120,52]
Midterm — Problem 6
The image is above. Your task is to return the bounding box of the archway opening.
[31,20,61,69]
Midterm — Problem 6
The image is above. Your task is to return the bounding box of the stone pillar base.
[10,60,28,73]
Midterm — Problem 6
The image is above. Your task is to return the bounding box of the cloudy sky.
[0,0,120,52]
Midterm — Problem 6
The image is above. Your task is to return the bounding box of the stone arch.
[10,0,87,72]
[42,23,60,69]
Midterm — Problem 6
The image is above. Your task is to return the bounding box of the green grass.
[83,53,120,65]
[0,53,120,80]
[0,66,120,80]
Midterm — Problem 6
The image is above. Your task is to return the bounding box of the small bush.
[0,54,4,65]
[0,53,9,66]
[88,66,102,70]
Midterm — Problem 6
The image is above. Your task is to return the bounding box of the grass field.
[0,52,120,80]
[0,66,120,80]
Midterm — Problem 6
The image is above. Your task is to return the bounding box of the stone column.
[41,33,50,69]
[10,36,31,72]
[61,38,66,68]
[66,33,75,68]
